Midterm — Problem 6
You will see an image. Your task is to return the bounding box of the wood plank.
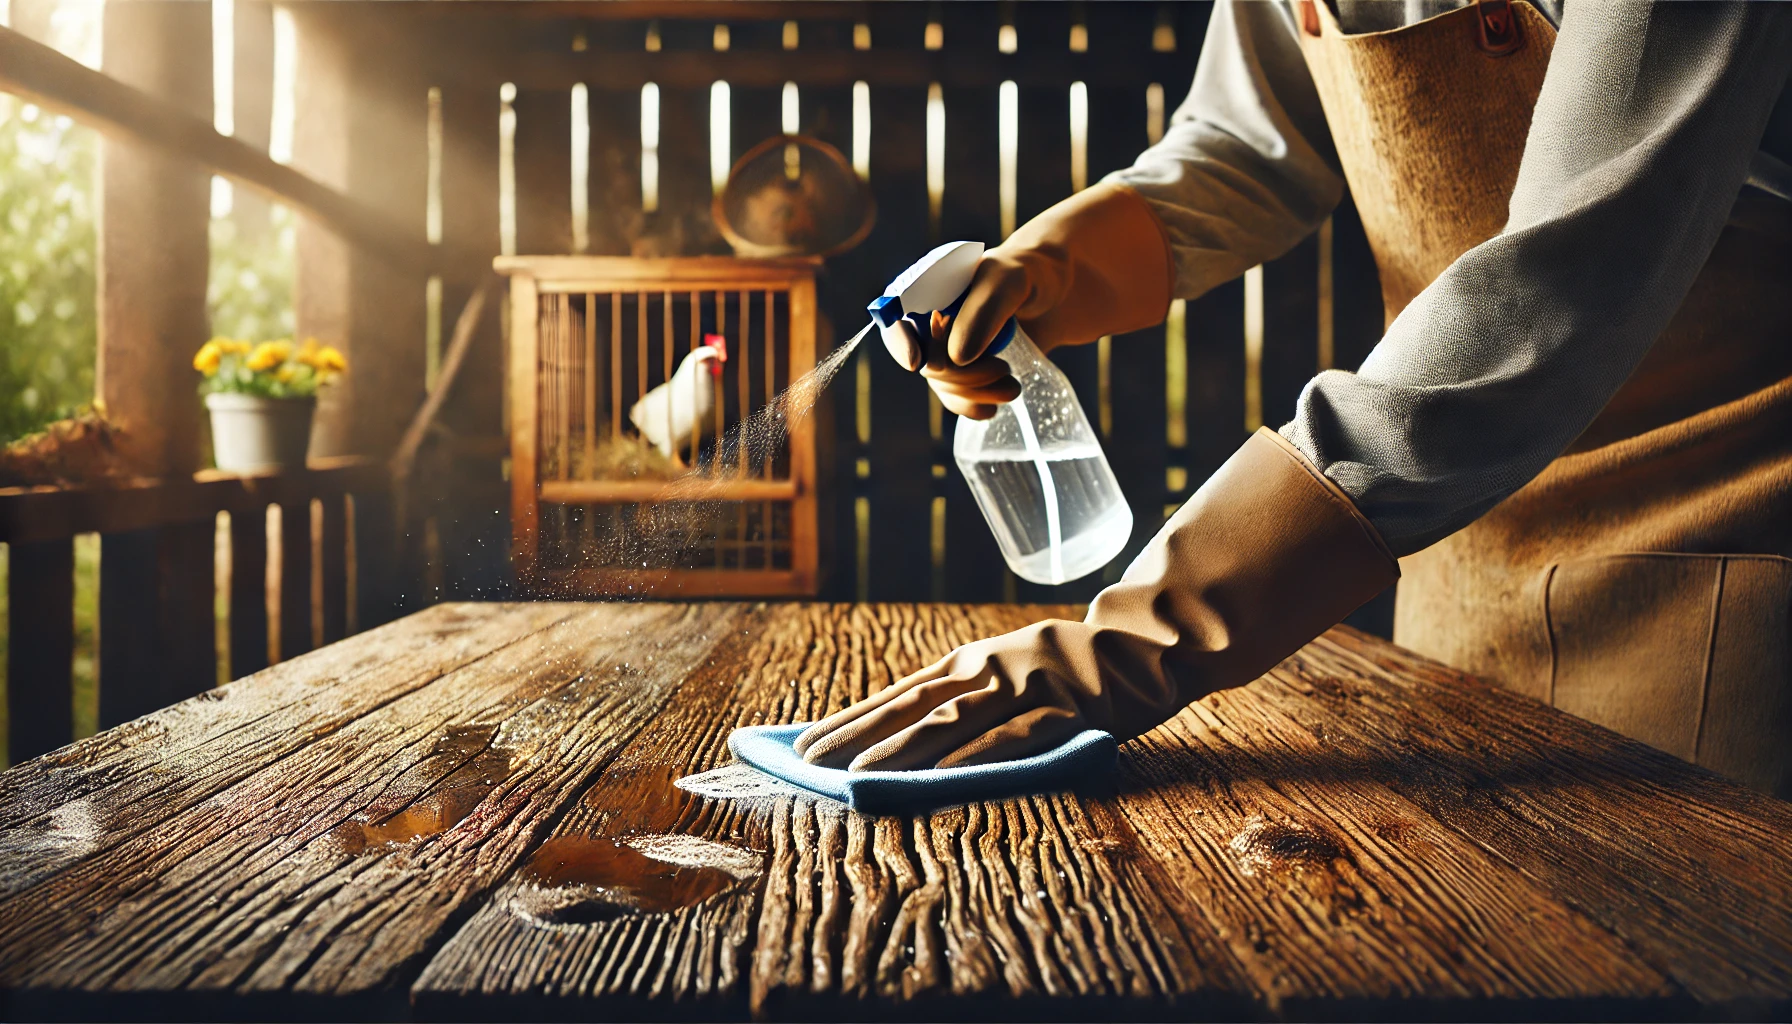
[318,496,348,645]
[0,603,733,1015]
[1262,629,1792,1004]
[513,86,574,256]
[1086,79,1163,584]
[93,522,215,731]
[1109,683,1672,1013]
[5,538,74,765]
[349,490,403,631]
[0,457,385,546]
[858,71,933,602]
[95,530,158,729]
[939,41,1010,602]
[447,38,1198,92]
[1259,233,1320,432]
[278,501,312,662]
[416,602,1199,1018]
[1185,277,1248,486]
[228,504,270,679]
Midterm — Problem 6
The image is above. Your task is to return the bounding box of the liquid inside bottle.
[954,328,1133,585]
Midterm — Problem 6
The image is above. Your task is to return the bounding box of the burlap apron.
[1296,0,1792,795]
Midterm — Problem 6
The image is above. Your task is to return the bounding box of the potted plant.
[195,337,347,473]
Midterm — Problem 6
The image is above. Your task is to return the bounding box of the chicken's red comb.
[704,333,728,361]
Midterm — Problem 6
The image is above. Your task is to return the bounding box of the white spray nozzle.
[868,240,1015,357]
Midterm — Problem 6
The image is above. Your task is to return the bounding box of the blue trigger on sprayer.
[866,241,1132,586]
[866,295,1015,356]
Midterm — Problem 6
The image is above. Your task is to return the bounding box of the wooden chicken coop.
[500,256,820,596]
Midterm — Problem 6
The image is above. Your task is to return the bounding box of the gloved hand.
[794,428,1401,771]
[882,182,1175,420]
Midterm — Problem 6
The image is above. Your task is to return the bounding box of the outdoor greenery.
[0,96,98,446]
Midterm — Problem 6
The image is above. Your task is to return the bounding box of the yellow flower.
[295,338,321,367]
[276,365,298,384]
[193,341,222,375]
[219,338,252,355]
[316,345,348,374]
[246,340,293,372]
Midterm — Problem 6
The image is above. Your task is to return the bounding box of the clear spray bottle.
[869,242,1133,585]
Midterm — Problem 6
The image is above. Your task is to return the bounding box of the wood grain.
[5,603,1791,1021]
[0,602,739,1012]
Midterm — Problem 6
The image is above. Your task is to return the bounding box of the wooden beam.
[0,458,386,545]
[443,46,1193,93]
[0,25,440,275]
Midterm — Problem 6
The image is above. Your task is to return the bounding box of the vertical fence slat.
[353,491,402,631]
[320,496,349,645]
[1087,77,1163,584]
[161,520,217,704]
[438,77,510,602]
[229,504,270,679]
[1261,233,1320,432]
[857,71,934,602]
[97,531,156,728]
[1186,278,1249,488]
[7,539,74,764]
[938,7,1008,601]
[513,87,574,255]
[280,502,313,661]
[98,523,214,729]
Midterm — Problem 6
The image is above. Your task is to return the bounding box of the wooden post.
[7,539,74,765]
[290,5,428,461]
[96,0,211,479]
[231,0,276,246]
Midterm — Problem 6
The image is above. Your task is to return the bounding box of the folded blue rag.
[726,723,1117,815]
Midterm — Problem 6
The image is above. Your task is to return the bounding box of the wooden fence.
[367,1,1387,606]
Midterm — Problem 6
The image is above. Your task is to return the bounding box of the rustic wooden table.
[1,601,1788,1021]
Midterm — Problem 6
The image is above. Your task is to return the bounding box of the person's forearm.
[1283,2,1792,555]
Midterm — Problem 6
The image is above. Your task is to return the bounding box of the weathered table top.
[1,602,1789,1021]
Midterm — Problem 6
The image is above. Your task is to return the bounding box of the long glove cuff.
[996,182,1176,350]
[1081,428,1400,740]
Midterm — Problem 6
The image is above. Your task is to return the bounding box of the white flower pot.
[206,392,316,473]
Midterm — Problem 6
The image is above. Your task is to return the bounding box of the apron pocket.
[1544,553,1792,796]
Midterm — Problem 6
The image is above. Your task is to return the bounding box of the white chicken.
[630,334,728,463]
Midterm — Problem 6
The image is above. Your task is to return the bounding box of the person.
[796,0,1792,796]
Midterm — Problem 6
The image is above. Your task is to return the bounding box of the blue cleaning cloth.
[726,723,1117,815]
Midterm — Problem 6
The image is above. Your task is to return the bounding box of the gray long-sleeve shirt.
[1107,0,1792,556]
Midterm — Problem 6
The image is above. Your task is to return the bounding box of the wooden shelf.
[538,477,800,505]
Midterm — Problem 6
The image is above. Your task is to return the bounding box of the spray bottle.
[868,242,1133,585]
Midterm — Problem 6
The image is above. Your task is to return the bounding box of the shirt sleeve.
[1280,2,1792,555]
[1104,0,1344,300]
